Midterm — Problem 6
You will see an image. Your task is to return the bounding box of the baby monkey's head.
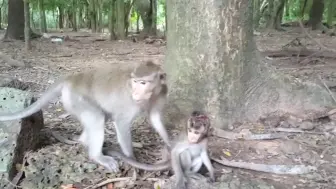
[187,111,211,143]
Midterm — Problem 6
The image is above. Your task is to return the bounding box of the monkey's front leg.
[114,117,135,158]
[149,110,171,147]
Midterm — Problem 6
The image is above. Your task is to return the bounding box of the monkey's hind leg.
[61,91,119,172]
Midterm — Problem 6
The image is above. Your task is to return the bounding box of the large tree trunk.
[4,0,25,39]
[308,0,324,30]
[164,0,335,128]
[254,0,261,29]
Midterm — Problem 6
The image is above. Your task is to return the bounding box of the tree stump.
[0,87,44,188]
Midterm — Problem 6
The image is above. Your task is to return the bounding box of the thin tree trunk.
[58,6,64,29]
[301,0,308,17]
[72,0,78,31]
[109,0,116,40]
[24,0,31,51]
[136,12,140,33]
[165,0,334,128]
[285,0,290,17]
[151,0,157,35]
[115,0,125,39]
[0,7,2,30]
[164,1,167,36]
[90,0,96,32]
[39,0,47,32]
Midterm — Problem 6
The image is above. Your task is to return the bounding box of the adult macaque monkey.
[104,111,215,188]
[0,60,171,173]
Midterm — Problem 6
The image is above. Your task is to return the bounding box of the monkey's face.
[187,126,205,143]
[131,73,161,104]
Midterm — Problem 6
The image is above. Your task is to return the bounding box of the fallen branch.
[211,157,316,175]
[211,127,287,140]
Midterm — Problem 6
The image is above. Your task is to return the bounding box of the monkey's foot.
[93,155,120,173]
[175,177,187,189]
[188,173,205,180]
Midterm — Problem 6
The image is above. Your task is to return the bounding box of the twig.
[211,157,316,174]
[318,75,336,104]
[212,128,287,140]
[85,177,132,189]
[320,146,336,158]
[270,127,325,135]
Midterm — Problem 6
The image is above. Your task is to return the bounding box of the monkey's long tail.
[0,82,63,121]
[104,150,171,171]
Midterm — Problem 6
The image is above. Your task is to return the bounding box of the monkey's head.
[187,111,211,143]
[130,60,167,105]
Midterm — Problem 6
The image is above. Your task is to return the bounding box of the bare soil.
[1,27,336,189]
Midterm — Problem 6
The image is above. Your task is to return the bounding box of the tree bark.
[151,0,157,35]
[5,0,25,39]
[72,0,78,31]
[308,0,324,30]
[38,0,47,33]
[326,0,335,28]
[24,0,31,51]
[254,0,261,29]
[164,0,335,128]
[115,0,125,39]
[109,0,116,40]
[274,0,285,30]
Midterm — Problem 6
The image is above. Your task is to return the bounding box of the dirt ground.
[1,27,336,189]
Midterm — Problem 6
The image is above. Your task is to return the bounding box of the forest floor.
[1,27,336,189]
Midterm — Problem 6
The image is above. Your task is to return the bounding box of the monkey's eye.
[194,131,200,135]
[140,81,146,85]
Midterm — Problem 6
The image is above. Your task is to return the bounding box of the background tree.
[164,0,334,128]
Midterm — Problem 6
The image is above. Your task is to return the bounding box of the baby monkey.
[104,111,215,189]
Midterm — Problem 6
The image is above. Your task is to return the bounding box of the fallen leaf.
[222,150,232,157]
